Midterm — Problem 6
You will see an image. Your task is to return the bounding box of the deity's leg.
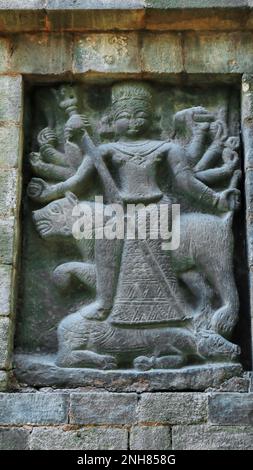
[83,238,124,320]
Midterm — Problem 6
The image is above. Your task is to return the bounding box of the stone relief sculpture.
[24,81,241,373]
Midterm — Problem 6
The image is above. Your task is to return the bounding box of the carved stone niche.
[14,80,248,391]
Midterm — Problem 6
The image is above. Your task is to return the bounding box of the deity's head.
[111,81,153,138]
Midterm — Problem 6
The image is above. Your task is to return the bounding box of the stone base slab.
[14,354,242,392]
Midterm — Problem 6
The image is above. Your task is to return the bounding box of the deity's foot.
[134,355,186,370]
[197,330,240,361]
[79,301,110,321]
[56,350,118,369]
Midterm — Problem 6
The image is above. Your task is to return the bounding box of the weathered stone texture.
[207,376,250,393]
[14,356,243,391]
[141,33,183,73]
[0,265,12,315]
[0,428,29,450]
[9,34,72,74]
[209,393,253,425]
[184,32,253,73]
[146,0,250,6]
[70,392,137,425]
[0,0,250,9]
[130,425,172,450]
[2,32,253,75]
[73,34,140,74]
[29,426,128,450]
[0,170,19,217]
[137,393,208,424]
[0,393,69,425]
[0,217,14,266]
[0,317,12,369]
[173,425,253,450]
[0,371,8,392]
[0,76,22,123]
[0,125,22,169]
[46,0,144,8]
[1,1,253,33]
[0,38,9,72]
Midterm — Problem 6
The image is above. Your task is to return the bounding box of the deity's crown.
[111,81,153,106]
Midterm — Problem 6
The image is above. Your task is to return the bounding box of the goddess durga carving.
[27,81,241,370]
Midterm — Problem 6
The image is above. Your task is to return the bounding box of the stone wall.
[0,386,253,450]
[0,0,253,450]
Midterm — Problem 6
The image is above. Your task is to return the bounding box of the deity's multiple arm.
[29,127,82,182]
[194,135,240,187]
[186,126,210,167]
[196,164,236,185]
[27,155,94,203]
[167,143,240,212]
[29,151,75,181]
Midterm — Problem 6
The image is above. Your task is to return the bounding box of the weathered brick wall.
[0,387,253,450]
[0,0,253,450]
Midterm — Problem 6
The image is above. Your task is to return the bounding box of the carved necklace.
[111,141,167,164]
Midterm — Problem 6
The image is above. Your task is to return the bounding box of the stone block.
[0,393,69,425]
[30,426,128,450]
[0,265,13,315]
[0,0,45,7]
[209,393,253,425]
[46,0,144,8]
[185,32,253,73]
[141,33,183,73]
[0,169,19,217]
[0,428,29,450]
[9,34,72,74]
[73,33,140,74]
[145,0,249,7]
[70,392,137,425]
[130,425,171,450]
[173,425,253,450]
[14,356,242,391]
[0,218,15,265]
[0,76,22,123]
[250,373,253,392]
[0,125,22,168]
[206,376,250,393]
[0,317,12,369]
[137,393,208,424]
[47,8,144,32]
[0,371,8,392]
[0,38,9,72]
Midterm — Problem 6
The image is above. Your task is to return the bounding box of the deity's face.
[113,100,151,138]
